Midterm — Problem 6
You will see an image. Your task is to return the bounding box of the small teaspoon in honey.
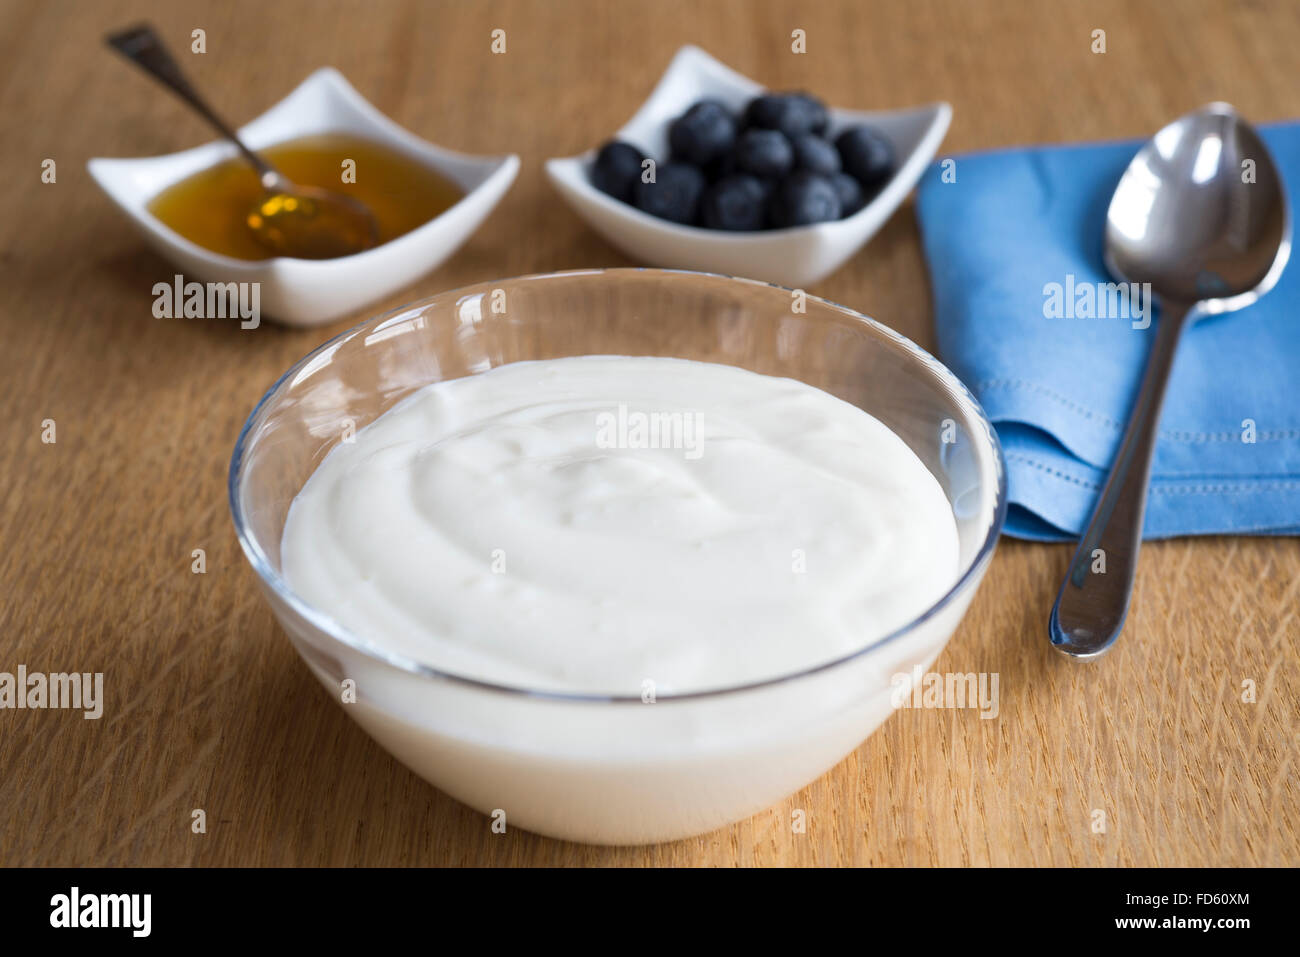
[106,24,379,259]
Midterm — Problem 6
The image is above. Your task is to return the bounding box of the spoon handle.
[1049,301,1193,659]
[105,25,281,189]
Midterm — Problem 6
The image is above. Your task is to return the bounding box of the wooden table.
[1,0,1296,867]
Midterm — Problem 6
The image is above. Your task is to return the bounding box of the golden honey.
[147,133,463,260]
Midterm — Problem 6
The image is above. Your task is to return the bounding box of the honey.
[147,133,463,260]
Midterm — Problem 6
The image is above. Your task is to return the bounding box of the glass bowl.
[230,268,1007,845]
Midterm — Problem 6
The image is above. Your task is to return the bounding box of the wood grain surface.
[1,0,1296,867]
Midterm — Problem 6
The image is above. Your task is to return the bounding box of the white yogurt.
[281,356,959,696]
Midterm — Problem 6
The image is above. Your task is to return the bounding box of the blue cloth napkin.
[915,123,1300,541]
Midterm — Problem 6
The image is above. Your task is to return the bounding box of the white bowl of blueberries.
[546,46,951,287]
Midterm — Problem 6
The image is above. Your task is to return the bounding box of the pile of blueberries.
[590,91,895,230]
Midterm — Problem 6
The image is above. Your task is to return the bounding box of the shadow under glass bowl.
[230,268,1007,845]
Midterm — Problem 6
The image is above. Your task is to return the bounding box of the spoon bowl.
[1050,103,1291,659]
[248,180,378,260]
[1105,102,1290,309]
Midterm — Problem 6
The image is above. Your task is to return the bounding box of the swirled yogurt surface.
[281,356,960,695]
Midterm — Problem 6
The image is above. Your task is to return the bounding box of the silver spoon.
[1049,102,1291,660]
[106,24,379,259]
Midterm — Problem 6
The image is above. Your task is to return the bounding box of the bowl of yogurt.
[230,268,1006,845]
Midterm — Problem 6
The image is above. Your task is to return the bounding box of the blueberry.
[743,95,784,130]
[790,134,841,176]
[668,99,738,166]
[700,175,769,231]
[829,172,866,217]
[744,92,829,137]
[633,162,706,224]
[703,150,737,183]
[733,128,794,179]
[835,125,895,190]
[768,171,842,228]
[590,140,646,203]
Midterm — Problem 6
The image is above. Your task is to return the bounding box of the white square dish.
[545,45,951,288]
[88,68,519,327]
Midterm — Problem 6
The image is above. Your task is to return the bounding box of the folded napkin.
[915,123,1300,541]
